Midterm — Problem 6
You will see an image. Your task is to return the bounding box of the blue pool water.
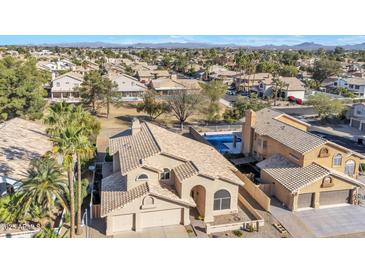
[204,134,241,153]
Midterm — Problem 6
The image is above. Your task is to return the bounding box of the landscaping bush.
[233,230,243,237]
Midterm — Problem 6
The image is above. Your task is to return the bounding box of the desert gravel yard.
[295,205,365,238]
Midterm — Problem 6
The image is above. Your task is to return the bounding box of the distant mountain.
[23,41,365,50]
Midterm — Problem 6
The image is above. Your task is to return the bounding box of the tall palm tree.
[52,125,82,238]
[16,157,68,221]
[75,134,95,235]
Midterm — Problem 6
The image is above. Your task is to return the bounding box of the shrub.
[233,230,243,237]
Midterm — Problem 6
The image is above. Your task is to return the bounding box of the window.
[263,140,268,149]
[319,148,329,158]
[345,160,356,176]
[350,84,354,89]
[355,85,360,90]
[66,81,69,85]
[136,174,149,181]
[332,153,342,166]
[56,82,60,87]
[213,190,231,210]
[160,168,170,180]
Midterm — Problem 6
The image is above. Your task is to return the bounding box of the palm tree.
[271,77,289,106]
[16,157,68,224]
[75,135,95,235]
[52,125,81,238]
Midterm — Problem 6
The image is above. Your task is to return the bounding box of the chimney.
[131,118,141,135]
[170,74,177,80]
[51,72,56,81]
[242,110,256,156]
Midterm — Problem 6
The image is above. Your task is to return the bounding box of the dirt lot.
[95,101,227,152]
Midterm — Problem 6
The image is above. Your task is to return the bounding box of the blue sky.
[1,35,365,46]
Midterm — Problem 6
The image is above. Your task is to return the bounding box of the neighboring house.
[235,73,273,92]
[151,77,201,95]
[100,119,243,235]
[348,103,365,132]
[37,59,75,72]
[321,77,365,97]
[242,108,365,211]
[108,73,147,98]
[137,70,170,83]
[209,70,238,85]
[50,72,83,103]
[257,76,306,100]
[0,118,53,196]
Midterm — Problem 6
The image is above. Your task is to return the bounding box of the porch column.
[313,192,320,208]
[134,213,142,232]
[182,208,190,225]
[105,216,114,236]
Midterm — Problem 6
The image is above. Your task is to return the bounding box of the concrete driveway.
[295,205,365,237]
[112,225,189,238]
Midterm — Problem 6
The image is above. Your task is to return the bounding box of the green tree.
[16,157,68,221]
[0,56,48,121]
[223,94,269,123]
[313,59,341,82]
[307,93,344,119]
[51,125,80,238]
[200,80,227,121]
[45,103,99,236]
[271,77,289,106]
[279,65,299,77]
[136,94,169,120]
[167,90,202,130]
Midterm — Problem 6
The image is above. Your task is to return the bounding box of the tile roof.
[173,161,199,181]
[257,154,330,192]
[100,172,195,216]
[0,118,53,180]
[101,174,148,216]
[109,121,243,185]
[53,71,83,82]
[109,123,161,174]
[254,109,327,154]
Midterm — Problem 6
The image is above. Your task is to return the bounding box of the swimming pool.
[204,133,242,153]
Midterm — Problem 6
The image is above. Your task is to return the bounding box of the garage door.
[113,214,134,232]
[298,193,313,208]
[141,209,182,228]
[320,190,350,206]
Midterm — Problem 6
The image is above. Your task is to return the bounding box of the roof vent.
[281,126,285,130]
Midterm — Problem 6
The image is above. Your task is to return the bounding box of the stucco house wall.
[179,175,239,222]
[105,194,190,235]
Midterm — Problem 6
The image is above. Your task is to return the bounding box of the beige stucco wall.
[261,170,357,211]
[105,194,190,235]
[179,175,239,222]
[253,135,303,164]
[304,143,363,176]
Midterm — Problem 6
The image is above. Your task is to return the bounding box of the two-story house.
[348,103,365,132]
[50,72,83,103]
[100,119,243,235]
[242,108,365,211]
[321,77,365,97]
[108,73,147,99]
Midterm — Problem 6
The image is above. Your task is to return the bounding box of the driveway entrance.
[295,205,365,237]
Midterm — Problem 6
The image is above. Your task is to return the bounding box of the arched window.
[319,148,329,158]
[333,153,342,166]
[213,190,231,210]
[161,168,170,180]
[345,160,356,176]
[136,174,149,181]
